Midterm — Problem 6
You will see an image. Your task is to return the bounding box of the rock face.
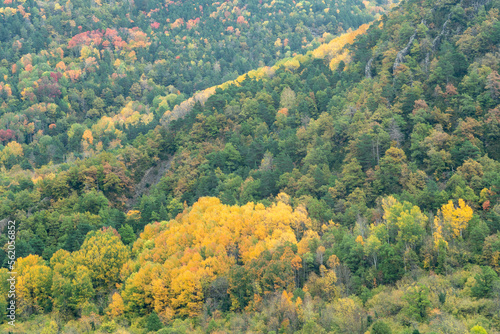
[365,57,374,79]
[393,28,417,73]
[0,218,9,236]
[126,156,174,209]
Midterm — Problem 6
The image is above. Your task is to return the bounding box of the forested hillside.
[0,0,384,263]
[2,0,500,332]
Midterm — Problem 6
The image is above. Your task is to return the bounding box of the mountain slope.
[1,0,500,332]
[0,0,384,260]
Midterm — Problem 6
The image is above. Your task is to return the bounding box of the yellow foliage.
[329,51,349,71]
[282,58,300,71]
[80,45,93,60]
[91,116,124,142]
[297,230,319,255]
[436,199,473,239]
[310,23,369,71]
[115,101,153,128]
[126,210,141,220]
[121,197,310,317]
[276,192,291,204]
[16,255,52,315]
[56,61,66,71]
[82,129,93,145]
[108,293,125,317]
[381,195,398,221]
[169,269,203,317]
[0,141,24,163]
[73,231,130,290]
[433,216,447,250]
[0,7,18,16]
[16,254,46,275]
[327,254,340,269]
[127,50,137,62]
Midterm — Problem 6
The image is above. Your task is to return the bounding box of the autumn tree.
[16,255,53,316]
[374,146,408,195]
[73,230,130,291]
[471,266,499,298]
[402,284,431,322]
[434,199,473,241]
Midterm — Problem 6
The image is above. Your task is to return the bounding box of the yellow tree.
[0,141,23,164]
[120,196,308,317]
[16,255,53,316]
[433,216,447,250]
[121,261,170,315]
[435,199,473,239]
[74,230,130,291]
[50,249,95,313]
[107,292,125,317]
[329,297,366,333]
[364,234,382,269]
[81,129,94,156]
[169,268,204,317]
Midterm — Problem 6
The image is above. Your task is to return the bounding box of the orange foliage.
[171,18,184,29]
[278,107,289,116]
[56,61,67,71]
[68,28,150,52]
[236,15,247,24]
[121,195,309,317]
[311,23,370,71]
[0,141,24,164]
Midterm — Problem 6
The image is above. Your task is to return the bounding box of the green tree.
[119,224,136,245]
[470,325,488,334]
[402,284,431,322]
[299,320,327,334]
[51,253,95,316]
[340,158,365,194]
[146,311,163,332]
[77,189,109,215]
[471,266,499,298]
[375,147,407,195]
[74,230,130,291]
[371,321,392,334]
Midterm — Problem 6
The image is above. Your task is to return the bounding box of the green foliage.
[2,0,500,331]
[402,285,431,322]
[118,224,136,245]
[40,320,58,334]
[299,320,327,334]
[371,321,392,334]
[0,295,7,323]
[471,266,499,299]
[100,320,117,333]
[471,325,488,334]
[146,312,163,332]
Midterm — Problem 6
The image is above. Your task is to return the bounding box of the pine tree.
[146,311,163,332]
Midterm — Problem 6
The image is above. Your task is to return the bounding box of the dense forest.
[1,0,500,332]
[0,0,385,261]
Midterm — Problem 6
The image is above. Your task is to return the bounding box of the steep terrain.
[1,0,500,333]
[0,0,384,263]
